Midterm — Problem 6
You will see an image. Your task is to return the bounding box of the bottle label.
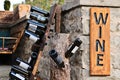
[28,57,31,63]
[67,43,73,50]
[37,15,46,21]
[16,73,25,80]
[29,24,37,32]
[56,55,63,64]
[71,46,79,53]
[19,62,29,70]
[29,34,39,42]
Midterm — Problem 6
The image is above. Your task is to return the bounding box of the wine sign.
[90,8,110,75]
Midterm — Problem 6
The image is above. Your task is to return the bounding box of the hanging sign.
[90,7,110,75]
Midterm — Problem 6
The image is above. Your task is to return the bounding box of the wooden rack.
[0,37,18,54]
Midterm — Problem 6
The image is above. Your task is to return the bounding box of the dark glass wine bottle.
[31,6,50,17]
[9,71,26,80]
[65,38,82,58]
[11,65,31,77]
[31,43,40,53]
[26,20,47,31]
[27,12,48,24]
[28,52,38,69]
[26,21,45,37]
[49,49,65,68]
[26,20,47,36]
[25,30,40,42]
[15,58,32,71]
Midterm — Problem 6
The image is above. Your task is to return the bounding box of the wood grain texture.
[32,51,43,75]
[50,34,70,80]
[90,7,110,75]
[55,4,61,33]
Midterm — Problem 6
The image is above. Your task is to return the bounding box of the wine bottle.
[28,52,38,68]
[31,43,40,53]
[11,65,31,77]
[65,38,82,58]
[26,20,47,31]
[9,71,26,80]
[25,30,40,42]
[31,6,50,17]
[15,58,32,71]
[49,49,65,68]
[27,12,48,24]
[26,21,45,37]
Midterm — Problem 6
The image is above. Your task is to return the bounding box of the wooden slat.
[0,11,14,24]
[90,7,110,75]
[0,51,12,54]
[0,37,18,54]
[9,17,27,52]
[0,37,17,40]
[6,40,17,45]
[55,5,61,33]
[11,31,21,38]
[0,37,17,49]
[12,30,25,52]
[32,51,42,75]
[32,4,58,76]
[6,44,16,50]
[10,23,25,35]
[9,16,28,28]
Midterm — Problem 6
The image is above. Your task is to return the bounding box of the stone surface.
[63,0,120,11]
[79,0,120,7]
[81,7,90,35]
[49,34,70,80]
[110,8,120,32]
[62,2,120,80]
[62,0,80,11]
[61,7,82,33]
[0,66,10,80]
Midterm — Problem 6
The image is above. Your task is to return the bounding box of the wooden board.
[55,4,61,33]
[90,7,110,75]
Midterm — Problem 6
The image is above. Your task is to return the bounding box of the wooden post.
[55,4,61,33]
[32,51,42,75]
[31,4,58,76]
[50,34,70,80]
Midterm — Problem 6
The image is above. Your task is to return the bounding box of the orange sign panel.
[90,8,110,75]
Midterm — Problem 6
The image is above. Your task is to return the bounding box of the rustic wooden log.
[49,33,70,80]
[55,4,61,33]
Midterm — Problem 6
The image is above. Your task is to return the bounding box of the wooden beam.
[0,51,12,54]
[55,4,61,33]
[32,51,42,75]
[32,4,58,76]
[9,16,28,28]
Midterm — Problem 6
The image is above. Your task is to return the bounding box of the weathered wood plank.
[90,7,110,75]
[32,4,58,76]
[0,11,14,24]
[55,5,61,33]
